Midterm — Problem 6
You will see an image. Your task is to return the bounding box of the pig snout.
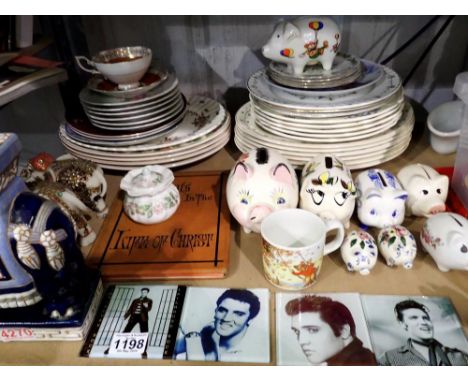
[429,204,446,215]
[249,205,273,224]
[318,211,336,221]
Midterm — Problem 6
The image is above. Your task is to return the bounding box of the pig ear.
[284,22,300,41]
[447,231,464,247]
[394,190,408,201]
[272,163,294,185]
[436,175,449,197]
[232,162,252,180]
[365,191,382,200]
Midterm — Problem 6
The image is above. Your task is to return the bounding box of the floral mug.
[260,208,344,290]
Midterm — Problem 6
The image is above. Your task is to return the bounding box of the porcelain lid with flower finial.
[120,165,175,197]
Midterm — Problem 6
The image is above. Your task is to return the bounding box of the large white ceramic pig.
[397,163,449,217]
[262,16,341,75]
[300,155,356,228]
[355,169,408,228]
[226,148,299,233]
[421,212,468,272]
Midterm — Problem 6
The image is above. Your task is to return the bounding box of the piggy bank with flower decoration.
[300,155,356,228]
[262,16,341,75]
[420,212,468,272]
[340,230,378,275]
[378,225,417,269]
[226,148,299,233]
[397,163,449,217]
[355,169,408,229]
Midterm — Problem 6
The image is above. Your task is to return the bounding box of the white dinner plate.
[247,60,397,111]
[60,96,228,151]
[235,101,413,149]
[79,73,179,107]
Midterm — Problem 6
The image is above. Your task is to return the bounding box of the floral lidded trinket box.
[120,165,180,224]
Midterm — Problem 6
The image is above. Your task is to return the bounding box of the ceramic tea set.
[226,147,467,289]
[64,47,230,170]
[235,16,412,170]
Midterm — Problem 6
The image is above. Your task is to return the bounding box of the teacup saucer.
[87,67,168,98]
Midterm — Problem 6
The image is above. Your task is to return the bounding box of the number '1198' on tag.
[109,332,148,356]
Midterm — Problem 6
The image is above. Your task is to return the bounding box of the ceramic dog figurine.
[355,169,408,228]
[421,212,468,272]
[300,155,356,228]
[262,16,341,74]
[397,163,449,217]
[226,147,299,233]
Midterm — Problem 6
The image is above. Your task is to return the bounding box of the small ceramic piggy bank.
[421,212,468,272]
[355,169,408,228]
[378,225,417,269]
[262,16,341,75]
[226,147,299,233]
[300,155,356,228]
[397,163,449,217]
[340,230,378,275]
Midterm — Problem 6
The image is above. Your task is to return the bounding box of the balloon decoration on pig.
[421,212,468,272]
[300,155,356,228]
[355,169,408,229]
[397,163,449,217]
[262,16,341,75]
[226,148,299,233]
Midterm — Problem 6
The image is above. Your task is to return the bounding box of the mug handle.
[323,219,345,256]
[75,56,100,75]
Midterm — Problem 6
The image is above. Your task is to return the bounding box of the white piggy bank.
[378,225,417,269]
[300,155,356,228]
[421,212,468,272]
[340,230,378,275]
[355,169,408,228]
[262,16,341,75]
[226,147,299,233]
[397,163,449,217]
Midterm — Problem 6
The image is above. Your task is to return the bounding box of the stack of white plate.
[60,97,231,171]
[234,101,414,170]
[235,59,413,169]
[267,53,362,89]
[79,69,186,133]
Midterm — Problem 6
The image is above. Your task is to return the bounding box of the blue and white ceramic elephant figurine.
[0,133,99,324]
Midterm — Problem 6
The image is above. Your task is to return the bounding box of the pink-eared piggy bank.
[397,163,448,217]
[355,169,408,228]
[421,212,468,272]
[300,155,356,228]
[226,148,299,233]
[262,16,341,75]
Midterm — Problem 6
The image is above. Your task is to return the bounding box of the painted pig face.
[262,22,299,63]
[397,164,448,217]
[356,169,408,229]
[300,155,356,228]
[226,148,299,233]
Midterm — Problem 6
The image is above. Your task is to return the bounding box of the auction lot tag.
[108,332,148,355]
